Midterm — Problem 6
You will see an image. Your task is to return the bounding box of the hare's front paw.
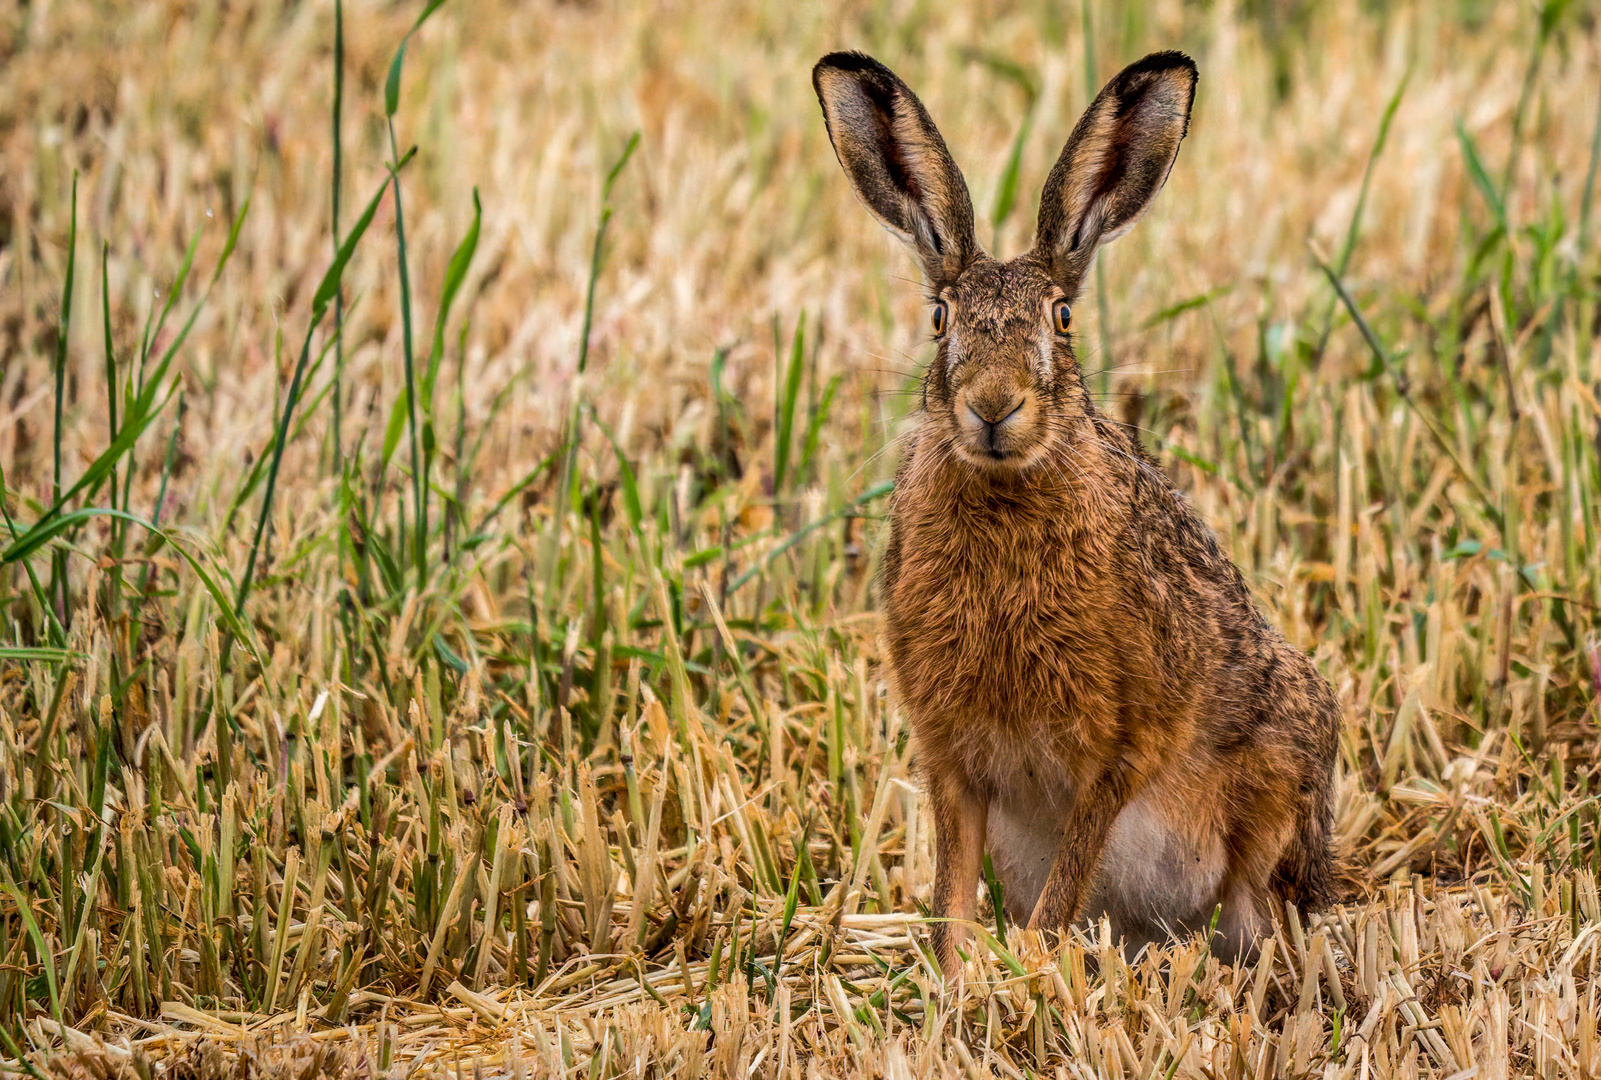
[929,920,971,983]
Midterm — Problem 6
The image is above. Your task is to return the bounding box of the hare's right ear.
[813,52,977,287]
[1034,51,1197,288]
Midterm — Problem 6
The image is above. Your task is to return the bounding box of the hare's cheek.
[941,331,967,378]
[1034,326,1056,382]
[1035,326,1081,394]
[919,367,952,416]
[1048,342,1083,396]
[931,342,963,398]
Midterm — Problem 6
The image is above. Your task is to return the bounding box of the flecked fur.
[814,49,1340,978]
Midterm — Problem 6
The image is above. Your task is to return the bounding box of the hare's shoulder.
[1115,445,1258,608]
[1113,446,1339,737]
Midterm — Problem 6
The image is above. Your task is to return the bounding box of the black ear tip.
[815,50,888,77]
[814,51,908,109]
[1127,50,1198,84]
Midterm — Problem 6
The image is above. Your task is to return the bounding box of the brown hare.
[812,50,1340,976]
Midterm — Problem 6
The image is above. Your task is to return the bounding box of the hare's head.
[813,51,1196,472]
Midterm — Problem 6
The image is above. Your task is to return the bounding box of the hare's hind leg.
[1211,807,1298,962]
[1210,878,1270,963]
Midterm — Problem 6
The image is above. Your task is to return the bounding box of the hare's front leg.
[1027,769,1134,934]
[928,768,987,981]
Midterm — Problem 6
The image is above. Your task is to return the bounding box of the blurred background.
[4,0,1594,505]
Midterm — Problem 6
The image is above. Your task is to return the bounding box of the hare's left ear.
[1034,51,1196,287]
[813,51,977,288]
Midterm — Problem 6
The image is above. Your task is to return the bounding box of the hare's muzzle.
[956,381,1036,464]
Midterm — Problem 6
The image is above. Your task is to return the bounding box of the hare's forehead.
[947,259,1056,333]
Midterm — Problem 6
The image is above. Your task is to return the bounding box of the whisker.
[843,425,915,487]
[1079,365,1196,381]
[1091,414,1168,444]
[862,348,927,366]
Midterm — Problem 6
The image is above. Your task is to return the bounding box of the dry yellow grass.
[3,0,1601,1076]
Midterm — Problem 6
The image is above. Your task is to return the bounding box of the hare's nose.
[965,396,1026,428]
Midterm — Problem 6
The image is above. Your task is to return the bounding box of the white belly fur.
[986,789,1227,947]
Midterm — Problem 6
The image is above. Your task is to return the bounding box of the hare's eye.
[1053,300,1072,336]
[930,301,948,337]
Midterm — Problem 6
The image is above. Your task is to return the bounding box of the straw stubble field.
[2,0,1601,1076]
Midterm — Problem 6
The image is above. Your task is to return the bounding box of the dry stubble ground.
[3,1,1601,1077]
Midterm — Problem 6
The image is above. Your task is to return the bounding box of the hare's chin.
[950,438,1051,474]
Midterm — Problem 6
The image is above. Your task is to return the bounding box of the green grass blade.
[314,153,409,319]
[1578,80,1601,256]
[53,171,78,508]
[577,131,640,378]
[238,165,398,614]
[100,243,118,513]
[1,863,61,1025]
[210,191,252,290]
[990,117,1031,239]
[385,0,450,118]
[773,312,805,497]
[332,0,346,468]
[593,416,643,537]
[1456,118,1506,226]
[729,479,891,592]
[603,129,641,201]
[423,187,482,407]
[1338,68,1408,275]
[416,187,482,580]
[1315,249,1501,527]
[381,387,410,474]
[1141,285,1234,330]
[3,506,257,667]
[145,215,205,367]
[466,449,559,540]
[1314,69,1409,359]
[0,463,64,645]
[1,380,180,562]
[797,372,842,487]
[983,852,1007,942]
[382,5,449,586]
[49,172,79,633]
[0,646,83,663]
[382,112,424,584]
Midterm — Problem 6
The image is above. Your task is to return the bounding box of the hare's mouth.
[951,395,1047,470]
[951,429,1053,473]
[954,442,1050,473]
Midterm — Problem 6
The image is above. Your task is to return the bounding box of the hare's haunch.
[813,50,1340,977]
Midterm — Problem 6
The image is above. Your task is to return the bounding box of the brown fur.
[813,50,1339,977]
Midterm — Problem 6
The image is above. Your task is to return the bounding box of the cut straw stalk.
[0,5,1596,1077]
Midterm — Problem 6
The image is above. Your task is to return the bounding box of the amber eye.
[930,300,948,337]
[1052,300,1073,336]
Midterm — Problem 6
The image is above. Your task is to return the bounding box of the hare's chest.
[884,510,1115,733]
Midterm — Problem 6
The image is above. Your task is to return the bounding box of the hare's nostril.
[965,396,1027,427]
